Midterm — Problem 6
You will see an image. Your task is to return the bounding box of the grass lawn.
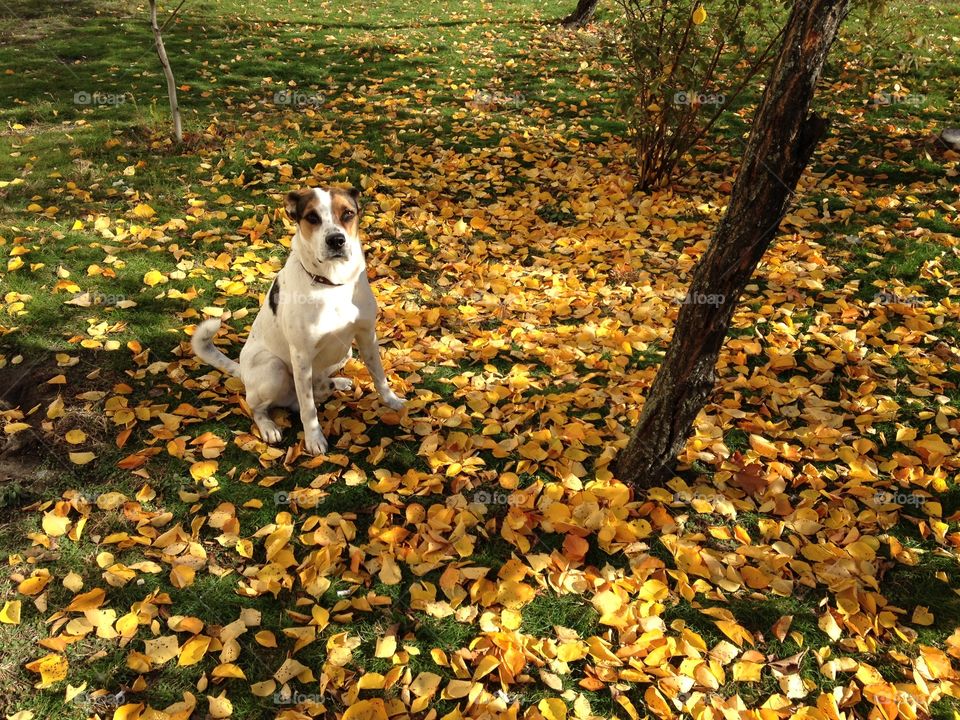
[1,0,960,718]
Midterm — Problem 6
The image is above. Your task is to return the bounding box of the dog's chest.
[318,298,358,329]
[309,299,359,351]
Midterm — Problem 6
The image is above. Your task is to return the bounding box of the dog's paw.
[313,377,354,400]
[382,392,406,411]
[332,377,354,392]
[303,429,328,456]
[256,420,283,445]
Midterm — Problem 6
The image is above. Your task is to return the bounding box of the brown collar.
[299,261,343,287]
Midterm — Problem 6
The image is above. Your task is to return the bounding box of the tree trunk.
[560,0,599,27]
[613,0,852,487]
[149,0,183,144]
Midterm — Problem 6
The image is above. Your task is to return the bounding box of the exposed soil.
[0,350,113,519]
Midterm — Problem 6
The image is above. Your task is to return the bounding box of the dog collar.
[299,261,343,287]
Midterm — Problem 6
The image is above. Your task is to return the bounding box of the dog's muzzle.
[326,232,346,252]
[325,232,348,259]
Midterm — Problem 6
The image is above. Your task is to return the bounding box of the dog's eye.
[304,212,320,225]
[342,210,355,221]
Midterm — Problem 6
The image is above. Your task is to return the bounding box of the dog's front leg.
[290,347,327,455]
[357,328,406,410]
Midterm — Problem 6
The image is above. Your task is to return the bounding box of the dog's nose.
[326,233,346,250]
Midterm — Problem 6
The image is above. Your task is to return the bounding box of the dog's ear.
[285,188,313,221]
[347,187,360,207]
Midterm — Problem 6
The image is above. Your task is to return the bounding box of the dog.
[191,186,406,455]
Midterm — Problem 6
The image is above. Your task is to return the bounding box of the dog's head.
[285,187,364,285]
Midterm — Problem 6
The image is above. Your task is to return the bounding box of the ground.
[0,0,959,718]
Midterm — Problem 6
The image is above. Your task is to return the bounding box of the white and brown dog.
[191,187,405,455]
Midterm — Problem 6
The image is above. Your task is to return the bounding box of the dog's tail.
[191,319,241,376]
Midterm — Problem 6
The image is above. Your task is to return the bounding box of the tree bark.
[613,0,852,487]
[560,0,599,27]
[149,0,183,144]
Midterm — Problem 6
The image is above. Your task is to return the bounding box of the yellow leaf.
[112,704,144,720]
[127,651,151,672]
[473,654,500,680]
[539,698,568,720]
[592,588,624,625]
[357,672,385,689]
[144,635,180,665]
[207,692,233,718]
[250,680,276,696]
[254,630,277,647]
[443,679,474,699]
[170,564,196,589]
[132,203,156,218]
[641,688,669,720]
[557,641,588,663]
[410,671,442,697]
[211,663,246,679]
[496,580,536,609]
[375,635,397,658]
[220,280,247,296]
[65,588,106,612]
[68,451,96,465]
[190,460,218,481]
[117,612,139,638]
[715,620,754,647]
[748,434,778,459]
[65,429,87,444]
[143,270,166,287]
[0,600,22,624]
[42,511,71,537]
[846,540,876,561]
[65,683,87,703]
[692,5,707,24]
[97,492,127,510]
[913,434,953,465]
[342,699,389,720]
[273,658,309,684]
[819,610,843,641]
[18,572,52,596]
[178,635,211,666]
[733,660,763,682]
[25,654,68,687]
[896,426,917,442]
